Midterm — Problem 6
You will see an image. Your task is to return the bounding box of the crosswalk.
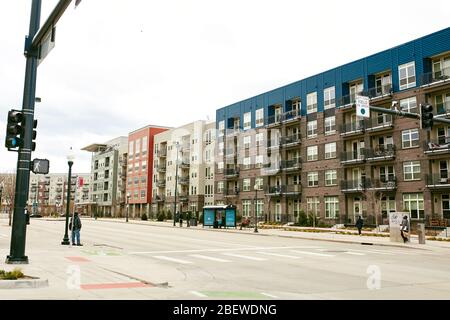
[141,246,418,266]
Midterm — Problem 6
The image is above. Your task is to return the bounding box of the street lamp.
[173,142,180,227]
[254,184,259,233]
[126,192,131,222]
[61,148,74,245]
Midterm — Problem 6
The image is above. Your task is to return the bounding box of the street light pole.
[126,193,130,222]
[254,184,259,233]
[61,150,74,245]
[173,142,179,227]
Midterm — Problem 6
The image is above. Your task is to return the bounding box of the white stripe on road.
[290,250,335,257]
[344,251,366,256]
[222,253,267,261]
[256,252,301,259]
[348,249,394,256]
[261,292,279,299]
[190,291,208,298]
[0,234,7,238]
[153,256,193,264]
[189,254,231,263]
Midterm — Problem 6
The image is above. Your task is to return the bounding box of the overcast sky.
[0,0,449,174]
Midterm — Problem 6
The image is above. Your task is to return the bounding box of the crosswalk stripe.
[348,249,393,255]
[222,253,267,261]
[261,292,278,299]
[290,250,335,257]
[256,252,301,259]
[153,256,193,264]
[190,291,208,298]
[189,254,231,262]
[344,251,366,256]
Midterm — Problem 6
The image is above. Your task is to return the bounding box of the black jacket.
[69,214,82,231]
[355,218,364,229]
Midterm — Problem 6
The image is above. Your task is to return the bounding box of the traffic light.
[5,110,24,149]
[31,119,37,151]
[421,104,434,130]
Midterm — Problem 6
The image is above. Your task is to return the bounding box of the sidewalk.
[82,217,450,250]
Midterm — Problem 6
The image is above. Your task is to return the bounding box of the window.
[217,181,224,193]
[255,155,264,168]
[400,97,417,113]
[242,200,252,217]
[243,179,251,192]
[324,87,335,110]
[403,193,424,220]
[243,157,251,170]
[129,141,134,156]
[435,93,450,114]
[142,160,147,171]
[292,100,301,114]
[255,108,264,127]
[256,200,264,217]
[219,121,225,137]
[218,142,224,156]
[243,136,251,149]
[403,161,421,181]
[255,178,263,190]
[142,136,148,155]
[325,116,336,135]
[325,196,339,219]
[307,120,317,138]
[375,73,391,95]
[402,129,419,148]
[308,172,319,187]
[256,132,264,146]
[307,92,317,114]
[243,112,251,130]
[141,190,146,199]
[325,170,337,186]
[128,164,133,173]
[432,55,450,79]
[399,62,416,90]
[135,139,141,156]
[307,146,318,161]
[307,197,320,216]
[325,143,336,159]
[218,162,224,172]
[380,165,395,182]
[381,196,396,219]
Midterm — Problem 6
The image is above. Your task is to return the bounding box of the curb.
[0,278,49,289]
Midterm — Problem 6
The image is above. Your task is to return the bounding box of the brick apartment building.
[127,125,170,218]
[215,27,450,226]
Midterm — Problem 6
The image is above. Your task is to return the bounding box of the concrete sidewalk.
[71,217,450,250]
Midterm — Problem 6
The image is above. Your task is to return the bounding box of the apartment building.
[126,125,170,218]
[28,173,90,216]
[82,136,128,217]
[215,27,450,226]
[151,121,216,217]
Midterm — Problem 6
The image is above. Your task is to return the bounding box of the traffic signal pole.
[368,104,450,125]
[6,0,42,264]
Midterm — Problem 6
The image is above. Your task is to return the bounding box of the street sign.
[356,95,370,118]
[37,27,56,66]
[31,158,50,174]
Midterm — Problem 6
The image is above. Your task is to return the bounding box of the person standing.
[355,216,363,235]
[400,215,409,243]
[70,211,83,246]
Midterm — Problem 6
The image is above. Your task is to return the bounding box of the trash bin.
[213,220,219,229]
[190,219,197,227]
[417,223,426,244]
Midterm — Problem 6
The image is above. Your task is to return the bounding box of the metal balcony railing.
[365,84,393,99]
[281,159,302,170]
[156,180,166,188]
[421,67,450,86]
[153,195,165,202]
[263,163,281,175]
[157,165,166,173]
[267,139,280,149]
[369,178,397,190]
[340,150,367,163]
[226,128,241,136]
[280,133,301,146]
[266,114,282,126]
[282,109,301,122]
[366,114,394,131]
[338,91,363,107]
[158,149,167,157]
[224,187,240,196]
[266,184,302,196]
[266,185,286,195]
[179,177,190,185]
[340,179,370,191]
[224,168,239,178]
[424,139,450,153]
[340,120,366,135]
[365,144,396,160]
[180,161,190,169]
[426,174,450,187]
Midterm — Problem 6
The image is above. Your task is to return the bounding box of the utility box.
[417,223,426,244]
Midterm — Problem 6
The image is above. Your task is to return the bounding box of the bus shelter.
[202,205,236,229]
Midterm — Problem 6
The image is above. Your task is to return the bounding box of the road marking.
[348,249,394,256]
[256,252,301,259]
[290,250,335,257]
[0,234,7,238]
[190,290,208,298]
[66,256,91,262]
[81,282,152,290]
[261,292,279,299]
[189,254,231,263]
[344,251,366,256]
[130,245,323,255]
[222,253,267,261]
[153,256,193,264]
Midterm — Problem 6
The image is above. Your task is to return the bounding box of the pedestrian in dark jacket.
[400,215,409,243]
[70,211,83,246]
[355,216,363,235]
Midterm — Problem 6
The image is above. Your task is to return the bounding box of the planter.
[0,277,48,289]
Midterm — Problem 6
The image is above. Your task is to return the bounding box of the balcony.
[266,109,301,127]
[224,187,239,197]
[179,195,189,203]
[266,114,282,127]
[280,133,301,147]
[365,145,396,162]
[281,159,302,171]
[157,165,166,173]
[338,92,363,109]
[180,161,190,169]
[340,179,370,193]
[267,139,280,151]
[179,177,190,185]
[226,128,241,137]
[365,114,394,133]
[367,178,397,191]
[158,149,167,158]
[340,120,366,137]
[366,84,393,101]
[424,139,450,155]
[420,67,450,88]
[266,185,301,197]
[224,168,239,179]
[265,185,285,196]
[340,150,366,165]
[156,180,166,188]
[153,195,165,202]
[426,174,450,190]
[263,163,282,176]
[225,149,236,158]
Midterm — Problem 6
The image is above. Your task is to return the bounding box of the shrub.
[236,214,242,223]
[0,268,24,280]
[141,213,148,221]
[157,212,166,221]
[166,210,172,220]
[199,214,203,225]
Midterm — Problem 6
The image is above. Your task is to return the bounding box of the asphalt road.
[0,218,449,299]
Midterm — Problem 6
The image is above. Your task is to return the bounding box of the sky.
[0,0,449,174]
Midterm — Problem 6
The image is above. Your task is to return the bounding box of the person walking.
[70,211,83,246]
[400,215,409,243]
[179,211,183,227]
[355,216,363,235]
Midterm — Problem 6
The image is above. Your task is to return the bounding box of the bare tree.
[0,172,16,226]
